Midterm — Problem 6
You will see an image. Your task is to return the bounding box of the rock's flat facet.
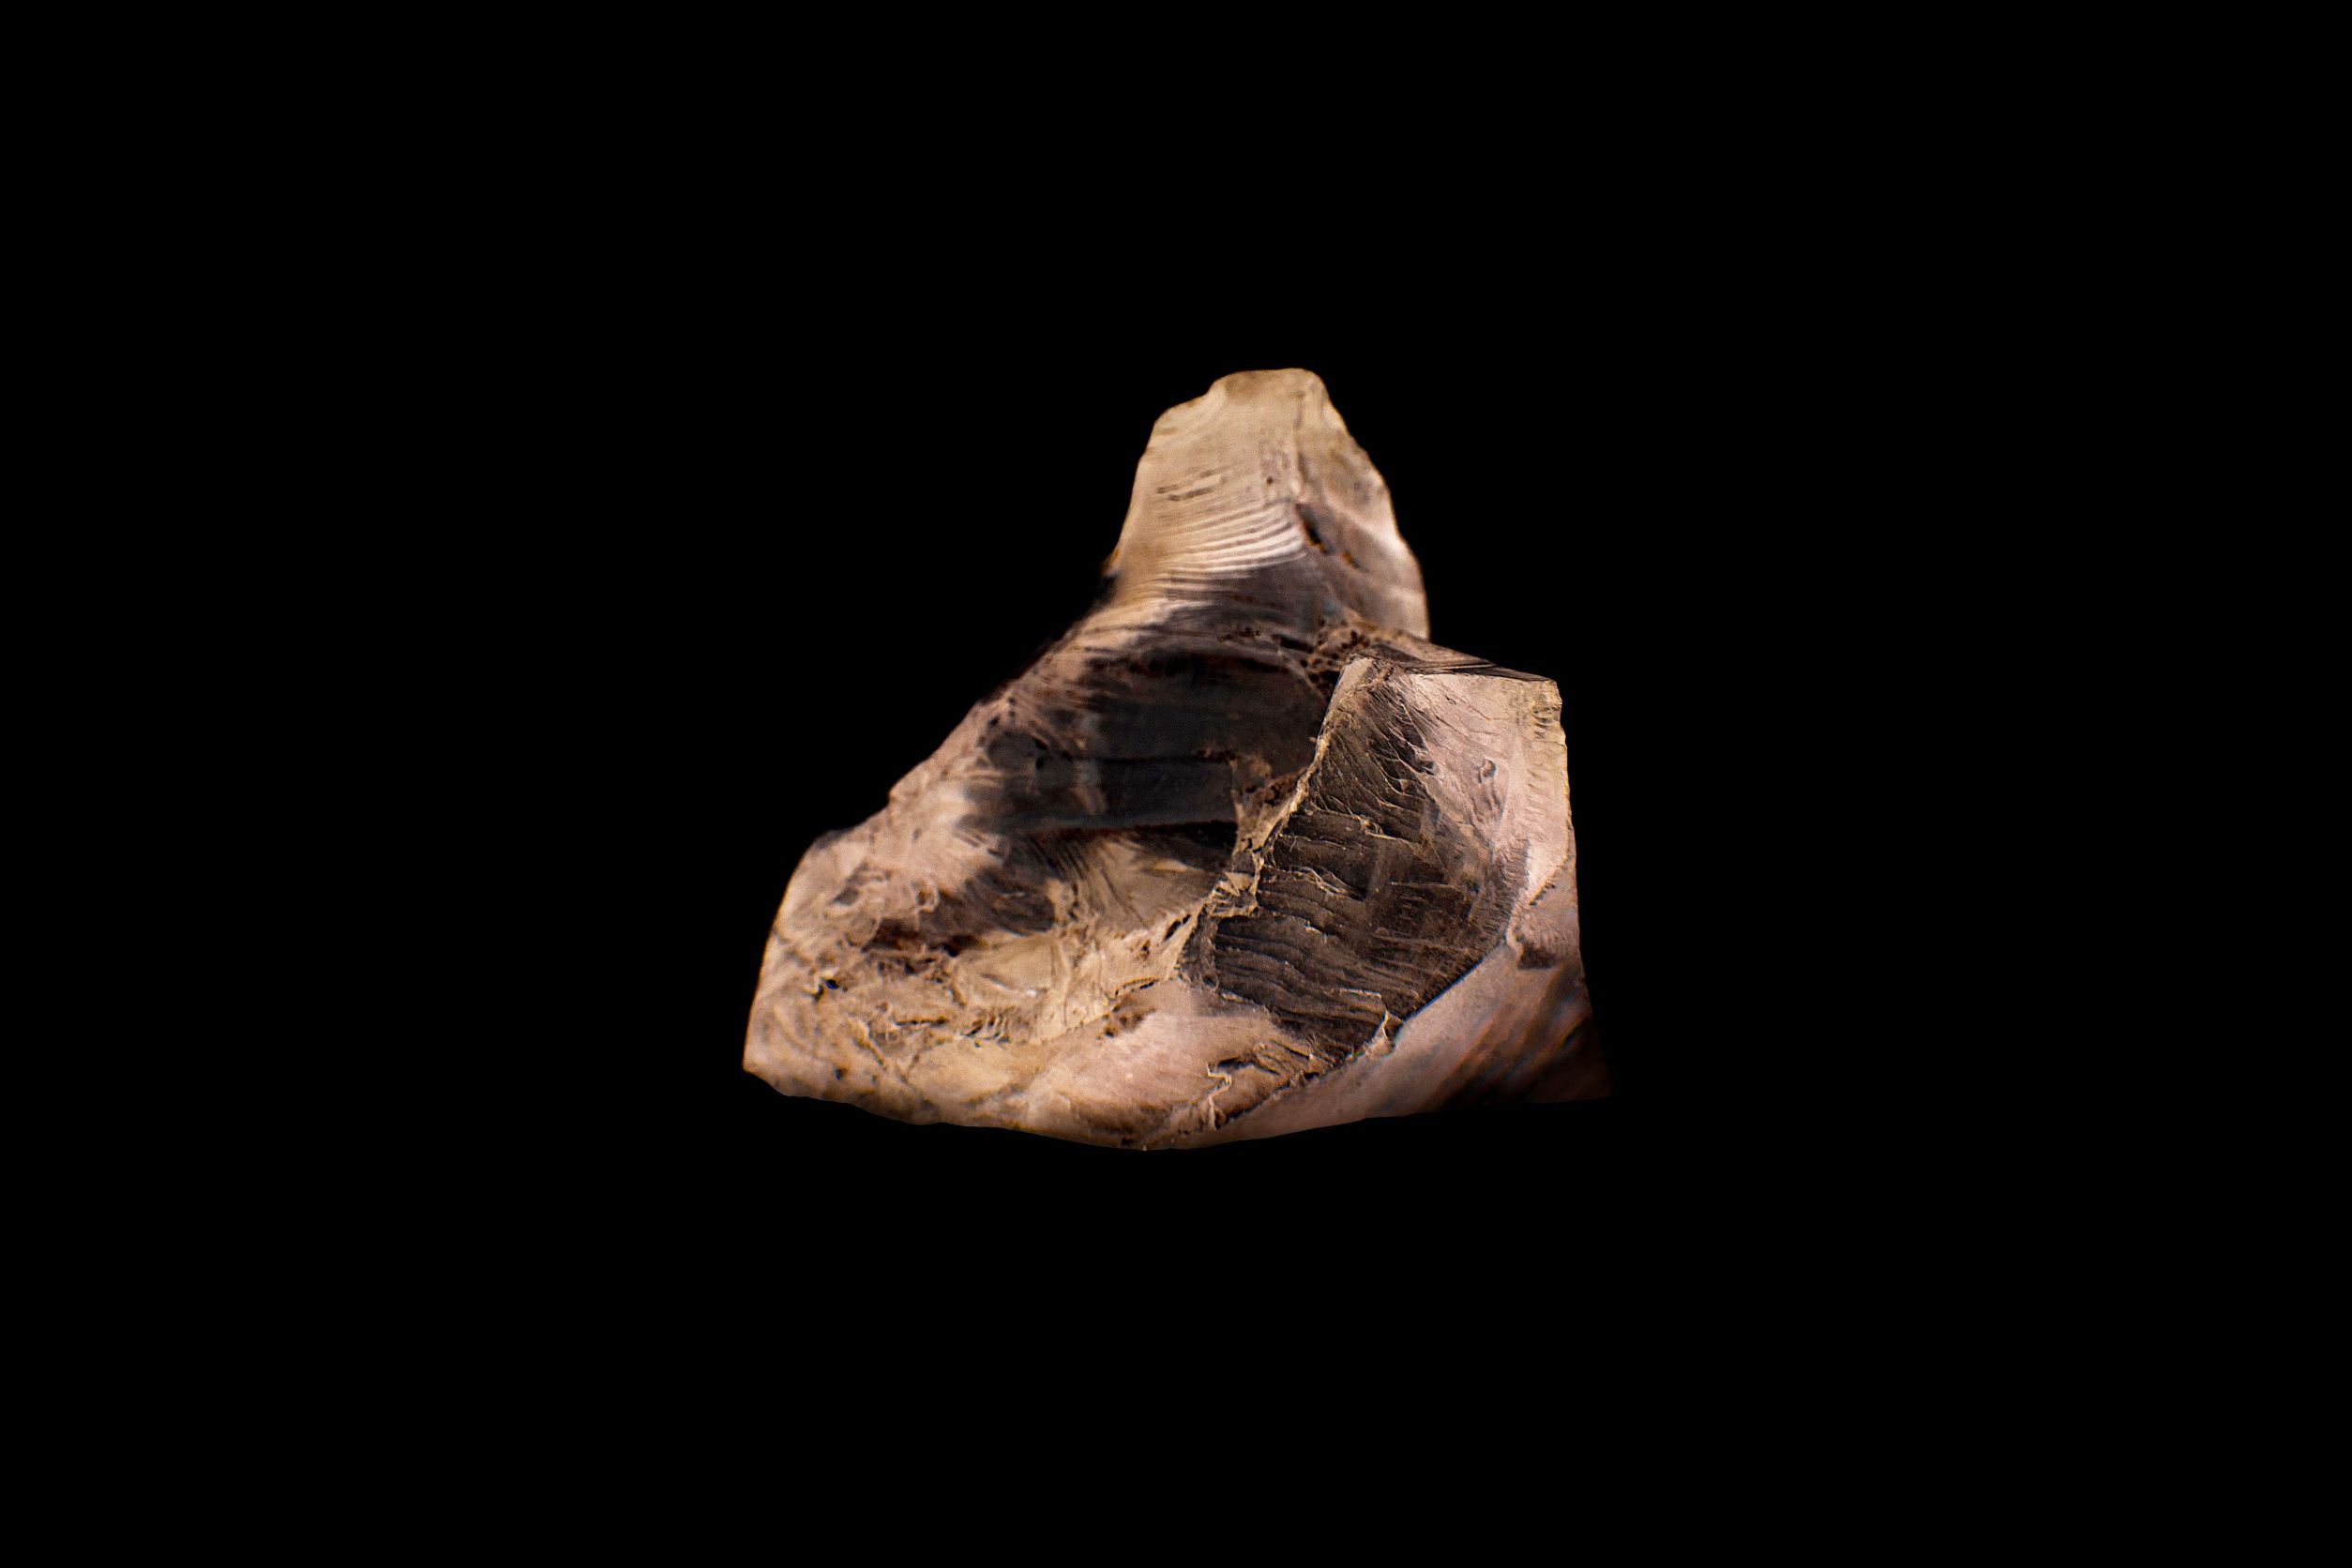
[745,369,1604,1147]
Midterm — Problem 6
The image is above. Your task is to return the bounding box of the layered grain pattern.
[744,369,1603,1147]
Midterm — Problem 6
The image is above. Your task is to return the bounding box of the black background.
[190,66,2020,1402]
[469,261,1806,1259]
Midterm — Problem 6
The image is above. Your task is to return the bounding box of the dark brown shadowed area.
[1196,676,1509,1059]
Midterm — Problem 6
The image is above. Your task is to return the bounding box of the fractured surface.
[745,369,1604,1147]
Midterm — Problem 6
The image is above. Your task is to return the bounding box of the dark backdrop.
[482,279,1788,1250]
[305,85,1950,1336]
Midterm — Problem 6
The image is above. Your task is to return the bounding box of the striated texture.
[745,369,1605,1147]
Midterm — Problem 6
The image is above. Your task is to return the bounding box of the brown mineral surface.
[745,369,1604,1147]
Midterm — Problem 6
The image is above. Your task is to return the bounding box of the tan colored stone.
[746,369,1603,1146]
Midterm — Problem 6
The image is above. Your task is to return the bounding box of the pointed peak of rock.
[1105,369,1428,638]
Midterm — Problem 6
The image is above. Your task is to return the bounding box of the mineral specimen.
[745,369,1604,1146]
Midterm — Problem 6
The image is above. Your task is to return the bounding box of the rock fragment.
[745,369,1604,1146]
